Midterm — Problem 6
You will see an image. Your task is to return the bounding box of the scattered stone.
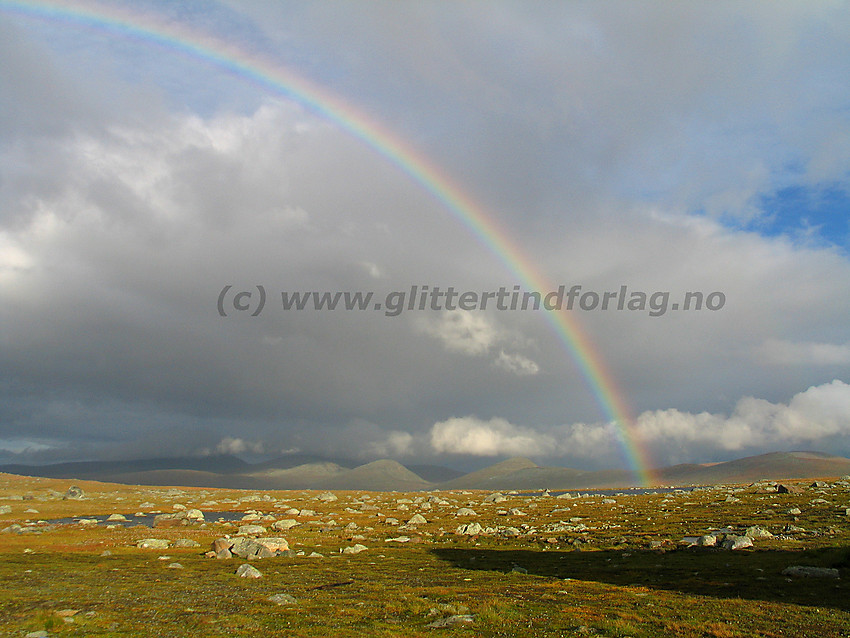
[602,499,617,504]
[153,510,205,528]
[64,486,85,500]
[316,492,338,502]
[268,593,298,605]
[272,519,299,531]
[786,508,802,515]
[721,535,753,550]
[777,484,802,494]
[484,493,507,503]
[456,508,477,516]
[235,563,263,578]
[166,562,184,569]
[342,543,368,554]
[172,539,200,548]
[136,538,171,549]
[745,526,773,539]
[238,524,267,536]
[511,565,528,574]
[456,522,483,536]
[106,514,128,522]
[25,631,50,638]
[211,536,289,559]
[55,609,79,618]
[782,565,840,579]
[408,514,428,525]
[100,550,112,557]
[385,536,411,543]
[1,524,22,534]
[427,614,475,628]
[698,535,717,547]
[0,505,11,514]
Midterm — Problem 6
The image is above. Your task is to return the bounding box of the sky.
[1,0,849,475]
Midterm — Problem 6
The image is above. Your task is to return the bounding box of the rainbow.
[1,0,656,485]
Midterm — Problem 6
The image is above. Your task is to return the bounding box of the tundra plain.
[1,473,849,637]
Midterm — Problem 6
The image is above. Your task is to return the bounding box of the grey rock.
[172,539,200,548]
[272,519,299,531]
[268,593,298,605]
[455,508,477,516]
[342,543,368,554]
[782,565,840,579]
[64,486,85,500]
[744,526,773,539]
[235,563,263,578]
[0,505,11,514]
[456,522,483,536]
[407,514,428,525]
[427,615,475,628]
[166,562,184,569]
[237,524,267,535]
[721,535,753,550]
[136,538,171,549]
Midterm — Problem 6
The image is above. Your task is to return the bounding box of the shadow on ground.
[431,545,850,610]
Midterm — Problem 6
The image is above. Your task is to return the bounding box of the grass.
[0,474,849,636]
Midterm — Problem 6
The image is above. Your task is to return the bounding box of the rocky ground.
[1,473,849,636]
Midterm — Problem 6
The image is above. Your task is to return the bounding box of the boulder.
[211,536,289,559]
[342,543,367,554]
[235,563,263,578]
[64,486,85,500]
[781,565,840,579]
[456,522,483,536]
[721,535,753,550]
[744,526,773,539]
[153,510,204,528]
[136,538,171,549]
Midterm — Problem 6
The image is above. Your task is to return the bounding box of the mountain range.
[1,450,848,491]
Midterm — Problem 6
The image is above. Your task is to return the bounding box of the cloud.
[757,339,850,366]
[494,350,540,376]
[633,379,850,458]
[210,437,265,456]
[430,416,551,456]
[417,310,498,355]
[2,3,850,468]
[416,311,540,376]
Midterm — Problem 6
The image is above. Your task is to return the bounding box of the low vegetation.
[0,473,849,636]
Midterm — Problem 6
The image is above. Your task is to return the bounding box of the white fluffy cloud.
[430,381,850,467]
[417,310,498,355]
[430,416,551,456]
[416,311,540,376]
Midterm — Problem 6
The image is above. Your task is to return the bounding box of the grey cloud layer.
[1,2,848,467]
